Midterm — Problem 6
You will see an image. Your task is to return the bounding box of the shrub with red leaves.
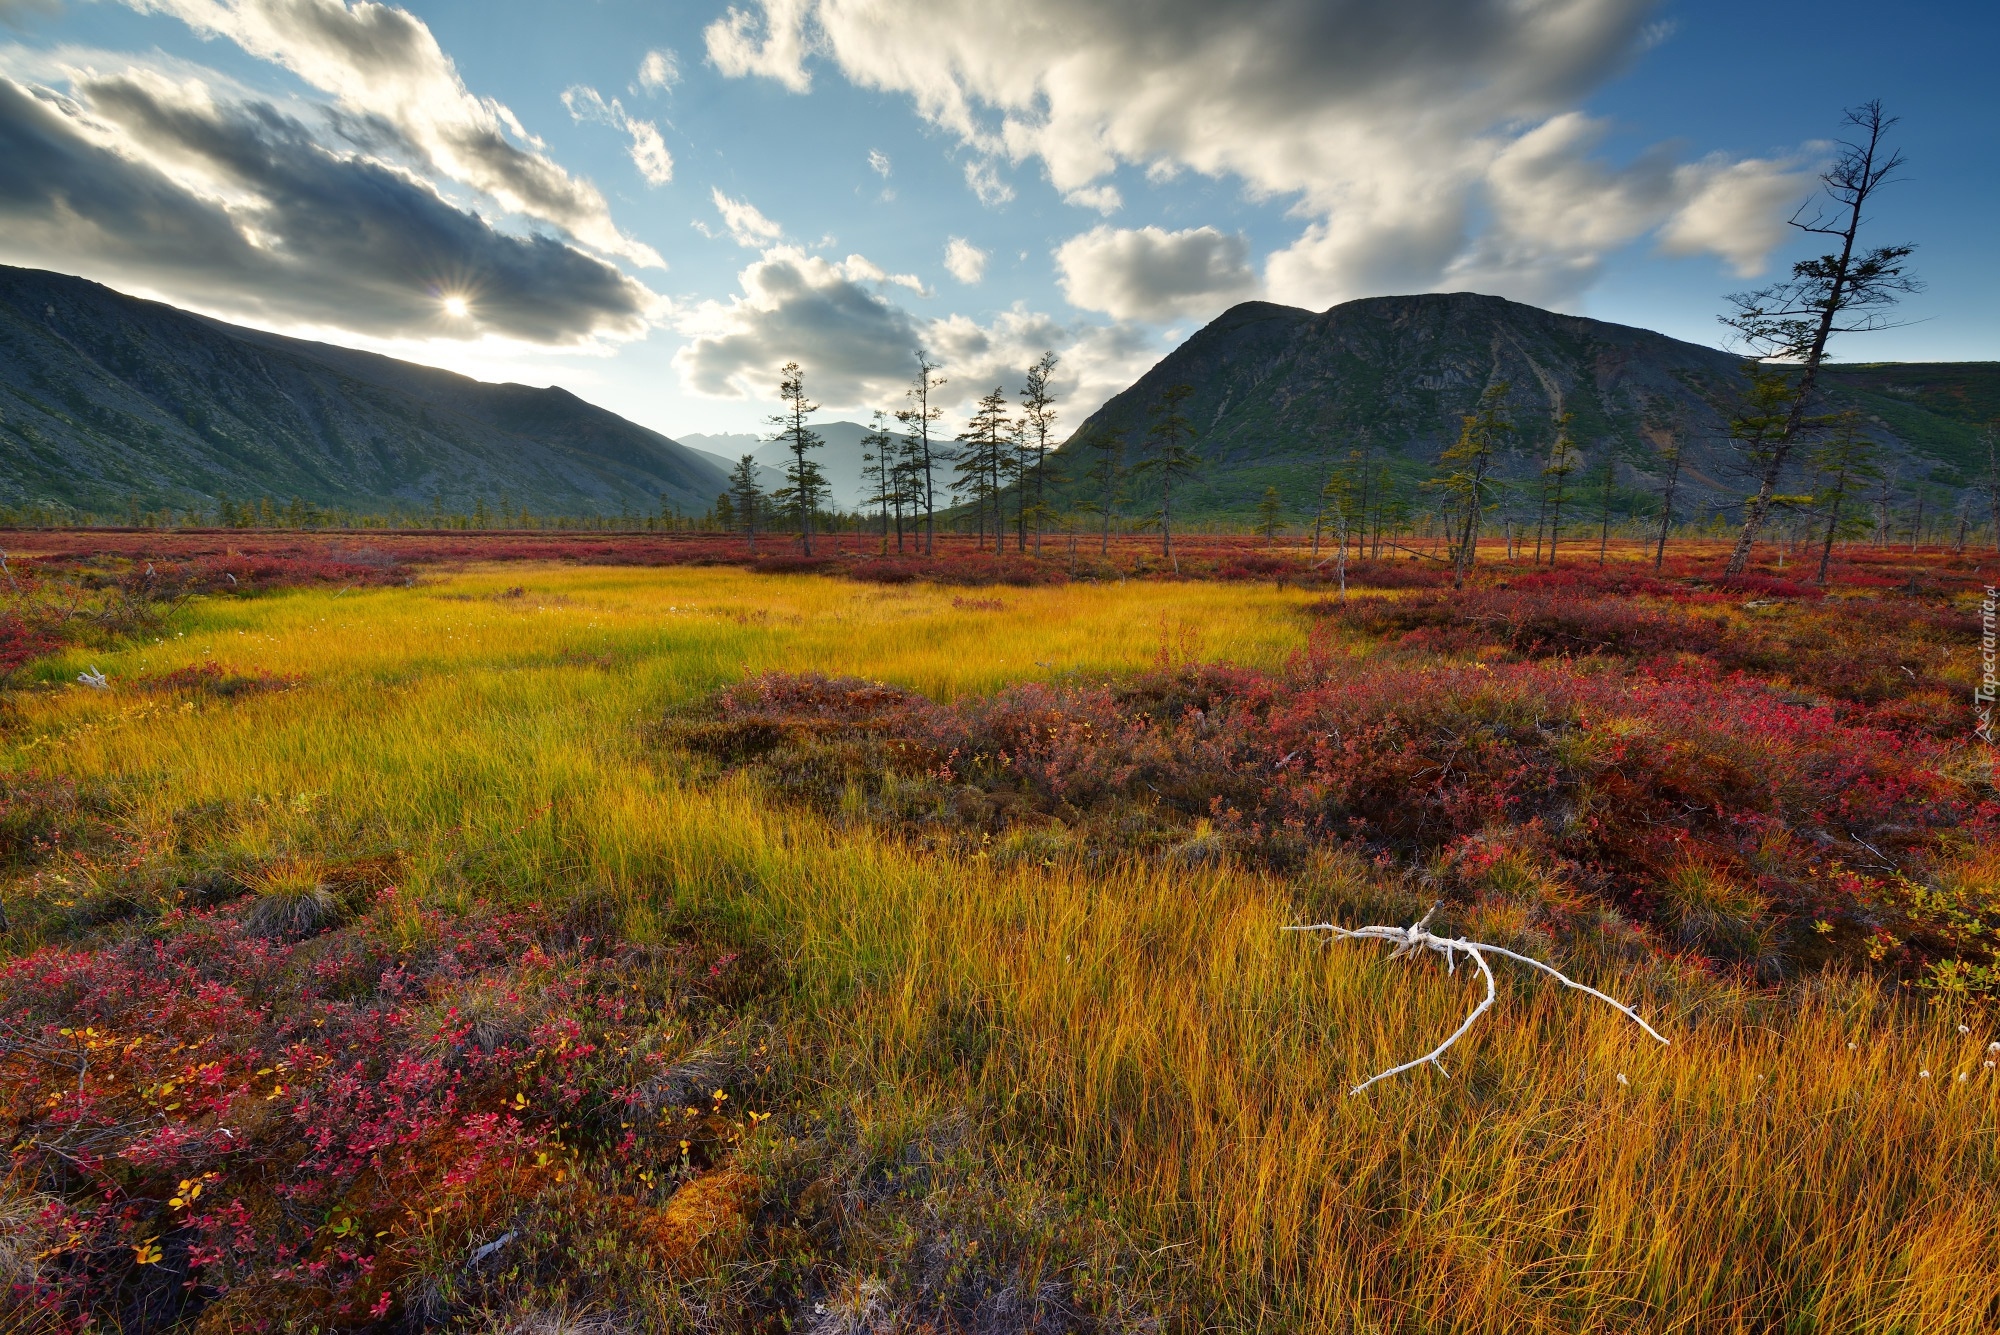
[683,656,1998,978]
[0,893,770,1331]
[1314,586,1975,733]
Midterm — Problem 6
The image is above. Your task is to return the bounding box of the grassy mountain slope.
[1054,291,1998,522]
[0,265,726,516]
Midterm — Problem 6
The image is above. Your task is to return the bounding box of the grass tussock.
[0,551,1996,1331]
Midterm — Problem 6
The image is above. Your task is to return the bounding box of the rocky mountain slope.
[0,265,726,517]
[1057,292,1997,522]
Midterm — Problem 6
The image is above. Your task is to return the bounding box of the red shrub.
[0,898,766,1329]
[699,656,1995,975]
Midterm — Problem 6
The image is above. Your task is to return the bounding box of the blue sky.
[1,0,1992,442]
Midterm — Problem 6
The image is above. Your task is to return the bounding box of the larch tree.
[726,454,765,554]
[860,411,897,553]
[1719,100,1919,575]
[1435,382,1514,589]
[957,388,1013,554]
[1317,454,1360,597]
[1018,351,1059,555]
[1539,411,1579,565]
[1135,383,1199,572]
[768,361,827,555]
[895,351,947,555]
[1076,424,1126,555]
[1645,398,1687,572]
[1255,486,1286,546]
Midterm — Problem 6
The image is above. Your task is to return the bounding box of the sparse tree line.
[715,349,1214,568]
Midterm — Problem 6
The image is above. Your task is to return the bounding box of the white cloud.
[1062,182,1121,214]
[868,147,890,176]
[637,48,679,92]
[674,245,923,402]
[1659,153,1814,277]
[963,157,1012,206]
[124,0,662,267]
[561,84,673,185]
[674,244,1155,420]
[702,0,1807,310]
[709,188,784,247]
[926,305,1155,422]
[943,236,987,284]
[704,0,813,93]
[843,251,928,293]
[1056,225,1258,322]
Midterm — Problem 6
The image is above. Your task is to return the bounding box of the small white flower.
[1920,1070,1931,1079]
[1847,1042,1858,1050]
[1616,1073,1629,1086]
[1960,1025,1972,1035]
[1959,1072,1969,1082]
[1989,1041,2000,1053]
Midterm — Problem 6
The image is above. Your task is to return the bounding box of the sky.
[0,0,1993,442]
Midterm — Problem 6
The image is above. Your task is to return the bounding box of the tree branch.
[1284,905,1669,1095]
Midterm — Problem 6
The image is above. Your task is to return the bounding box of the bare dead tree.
[1286,905,1669,1096]
[1719,100,1920,575]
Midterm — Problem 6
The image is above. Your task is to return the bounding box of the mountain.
[681,443,787,495]
[1057,292,1999,521]
[679,422,879,510]
[0,265,727,516]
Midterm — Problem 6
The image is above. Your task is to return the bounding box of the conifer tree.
[1255,487,1286,545]
[1134,384,1199,571]
[1075,425,1126,555]
[1646,399,1687,571]
[860,411,896,553]
[727,454,765,553]
[1432,382,1513,588]
[1018,351,1059,554]
[1720,102,1918,574]
[956,388,1013,554]
[768,361,827,555]
[1539,411,1579,565]
[895,351,947,555]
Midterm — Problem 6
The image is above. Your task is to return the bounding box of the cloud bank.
[1056,225,1257,322]
[674,243,1153,420]
[128,0,662,266]
[704,0,1811,309]
[0,70,654,342]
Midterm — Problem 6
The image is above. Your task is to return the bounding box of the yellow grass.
[8,563,2000,1331]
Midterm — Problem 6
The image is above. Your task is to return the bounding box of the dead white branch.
[1284,904,1669,1095]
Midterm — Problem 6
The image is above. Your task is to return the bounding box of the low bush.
[675,655,1998,983]
[0,893,779,1331]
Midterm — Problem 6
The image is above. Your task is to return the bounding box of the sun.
[442,294,470,318]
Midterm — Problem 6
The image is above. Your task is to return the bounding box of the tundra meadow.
[1,535,1998,1333]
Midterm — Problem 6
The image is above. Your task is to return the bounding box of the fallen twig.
[1284,903,1669,1095]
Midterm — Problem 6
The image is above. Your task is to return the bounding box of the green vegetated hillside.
[0,265,726,516]
[1053,291,1999,522]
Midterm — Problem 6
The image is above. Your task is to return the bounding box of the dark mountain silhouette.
[0,265,726,516]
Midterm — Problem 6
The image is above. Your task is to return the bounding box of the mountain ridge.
[0,265,727,516]
[1055,291,1997,522]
